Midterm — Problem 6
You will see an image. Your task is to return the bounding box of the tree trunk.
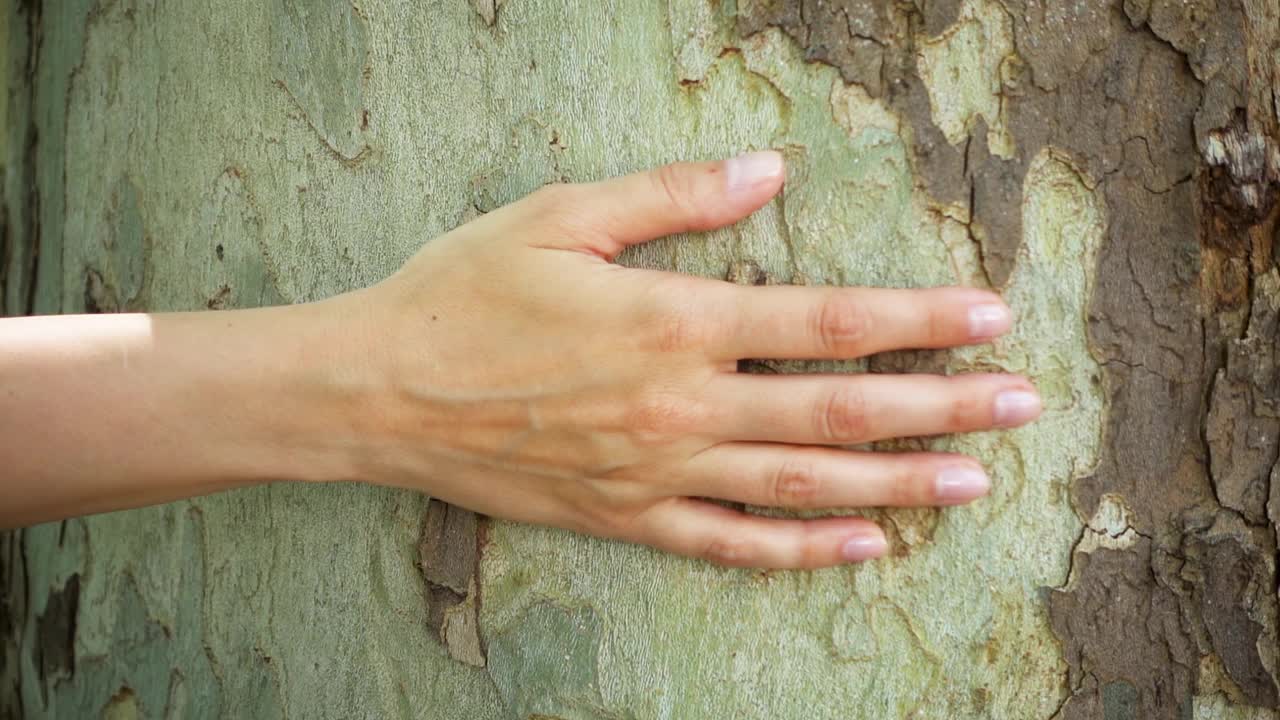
[2,1,1278,718]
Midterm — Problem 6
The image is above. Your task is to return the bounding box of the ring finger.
[681,443,991,509]
[707,372,1041,445]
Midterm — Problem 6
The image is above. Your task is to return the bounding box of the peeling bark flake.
[417,499,486,667]
[35,573,79,692]
[736,0,1280,713]
[0,532,27,719]
[1207,271,1280,525]
[470,0,502,27]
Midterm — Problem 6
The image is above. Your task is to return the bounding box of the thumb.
[551,151,785,259]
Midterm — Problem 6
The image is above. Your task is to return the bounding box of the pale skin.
[0,151,1041,569]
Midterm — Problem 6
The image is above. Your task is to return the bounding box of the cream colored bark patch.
[40,0,1111,717]
[481,25,1108,715]
[917,0,1016,158]
[829,79,900,138]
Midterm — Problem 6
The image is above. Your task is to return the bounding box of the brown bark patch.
[35,572,78,695]
[736,0,1280,712]
[417,499,486,667]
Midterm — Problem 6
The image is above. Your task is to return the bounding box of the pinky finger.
[638,498,888,569]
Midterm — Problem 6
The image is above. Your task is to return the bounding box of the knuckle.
[811,293,871,354]
[699,536,754,567]
[528,182,576,210]
[946,388,986,430]
[563,506,616,540]
[649,164,703,228]
[588,506,643,542]
[816,386,869,443]
[926,304,949,345]
[527,183,591,228]
[654,304,709,352]
[796,525,821,568]
[771,457,823,508]
[643,279,724,354]
[890,466,928,506]
[627,393,707,441]
[572,480,639,534]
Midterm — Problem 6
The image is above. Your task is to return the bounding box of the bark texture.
[1,1,1278,718]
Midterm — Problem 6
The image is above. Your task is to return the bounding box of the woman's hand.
[329,151,1040,569]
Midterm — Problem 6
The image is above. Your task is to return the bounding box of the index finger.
[717,285,1012,361]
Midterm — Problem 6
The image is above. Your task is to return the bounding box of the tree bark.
[2,1,1278,718]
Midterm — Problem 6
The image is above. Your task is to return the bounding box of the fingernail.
[841,533,888,562]
[968,304,1012,339]
[994,390,1042,427]
[725,151,784,193]
[935,466,991,505]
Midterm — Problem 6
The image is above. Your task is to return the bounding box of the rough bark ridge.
[1,0,1278,718]
[743,0,1280,715]
[737,1,1274,712]
[1,1,45,717]
[735,0,1280,715]
[0,534,25,720]
[418,501,486,668]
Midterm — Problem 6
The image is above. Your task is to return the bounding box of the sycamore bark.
[2,1,1277,718]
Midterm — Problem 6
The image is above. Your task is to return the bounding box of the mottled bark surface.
[2,1,1278,718]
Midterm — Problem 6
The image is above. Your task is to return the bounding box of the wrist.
[183,296,381,487]
[268,285,454,490]
[296,283,460,493]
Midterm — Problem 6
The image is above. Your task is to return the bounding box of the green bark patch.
[5,0,1278,717]
[485,603,626,720]
[270,0,371,163]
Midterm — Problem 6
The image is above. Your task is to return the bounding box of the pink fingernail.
[841,533,888,562]
[725,151,784,193]
[994,390,1042,427]
[935,466,991,505]
[968,304,1012,339]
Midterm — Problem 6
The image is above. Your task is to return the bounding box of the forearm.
[0,153,1040,570]
[0,301,363,528]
